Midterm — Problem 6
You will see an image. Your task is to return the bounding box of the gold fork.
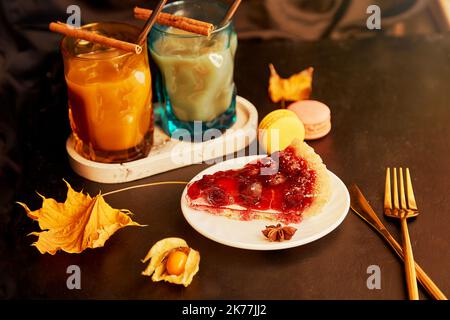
[384,167,419,300]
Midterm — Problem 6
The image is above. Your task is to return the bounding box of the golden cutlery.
[384,167,419,299]
[350,184,447,300]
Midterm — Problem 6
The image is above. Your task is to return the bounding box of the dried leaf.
[269,64,314,103]
[17,180,144,255]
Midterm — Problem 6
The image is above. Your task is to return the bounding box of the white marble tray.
[66,96,258,183]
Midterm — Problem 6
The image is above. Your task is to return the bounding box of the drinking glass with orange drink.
[61,22,153,163]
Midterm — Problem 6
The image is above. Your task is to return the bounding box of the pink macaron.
[287,100,331,140]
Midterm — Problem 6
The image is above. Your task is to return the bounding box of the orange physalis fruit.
[166,250,188,276]
[17,180,144,255]
[268,64,314,103]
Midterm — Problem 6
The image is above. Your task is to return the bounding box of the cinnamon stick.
[134,6,214,36]
[220,0,242,27]
[49,22,142,54]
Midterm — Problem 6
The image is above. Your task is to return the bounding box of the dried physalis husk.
[269,64,314,103]
[141,237,200,287]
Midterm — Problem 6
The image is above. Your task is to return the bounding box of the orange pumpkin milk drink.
[61,22,153,163]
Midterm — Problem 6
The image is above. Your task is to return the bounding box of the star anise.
[262,223,297,242]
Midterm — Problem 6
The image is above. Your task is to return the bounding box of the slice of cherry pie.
[186,139,330,224]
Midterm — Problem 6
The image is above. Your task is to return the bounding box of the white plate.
[181,155,350,250]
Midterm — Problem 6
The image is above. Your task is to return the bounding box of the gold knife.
[349,184,447,300]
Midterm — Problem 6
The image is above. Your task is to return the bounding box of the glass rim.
[60,21,143,61]
[152,0,232,38]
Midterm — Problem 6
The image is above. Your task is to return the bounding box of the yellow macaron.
[258,109,305,154]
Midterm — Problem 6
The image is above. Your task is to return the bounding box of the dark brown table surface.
[3,34,450,300]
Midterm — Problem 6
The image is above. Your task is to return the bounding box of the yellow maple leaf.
[268,64,314,103]
[17,180,144,255]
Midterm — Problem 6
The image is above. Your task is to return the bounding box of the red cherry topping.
[187,147,316,223]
